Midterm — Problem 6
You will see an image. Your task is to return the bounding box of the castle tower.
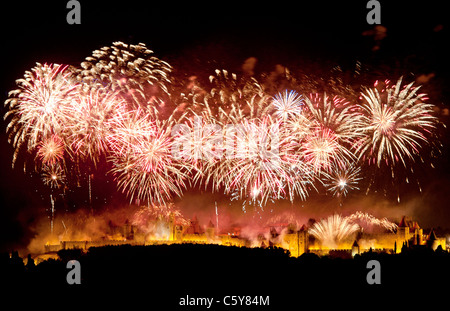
[270,227,279,239]
[206,220,216,242]
[412,222,423,245]
[298,226,309,256]
[185,216,203,235]
[260,240,267,248]
[124,219,134,240]
[169,214,175,241]
[175,224,183,241]
[396,216,410,253]
[426,229,439,251]
[281,224,310,257]
[351,240,360,257]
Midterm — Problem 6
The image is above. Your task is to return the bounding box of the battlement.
[43,216,447,257]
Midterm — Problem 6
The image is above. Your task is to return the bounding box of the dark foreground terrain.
[1,244,448,308]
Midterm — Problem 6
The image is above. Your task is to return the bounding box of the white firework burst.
[272,90,304,120]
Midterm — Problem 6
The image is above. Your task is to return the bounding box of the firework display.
[4,0,450,300]
[77,41,172,112]
[110,120,190,206]
[309,214,360,248]
[346,211,398,233]
[323,164,362,197]
[4,63,78,167]
[41,163,66,189]
[356,79,437,168]
[3,41,441,208]
[308,212,398,249]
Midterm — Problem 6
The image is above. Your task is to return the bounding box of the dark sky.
[0,0,449,252]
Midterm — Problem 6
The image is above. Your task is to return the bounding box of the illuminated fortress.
[44,215,446,257]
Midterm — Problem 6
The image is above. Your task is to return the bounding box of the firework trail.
[131,203,189,240]
[106,107,158,157]
[299,94,364,172]
[64,88,127,165]
[170,115,223,189]
[4,63,78,167]
[346,211,397,233]
[178,79,270,126]
[323,164,362,197]
[132,203,189,227]
[214,116,315,204]
[77,41,172,112]
[356,78,437,168]
[208,69,266,109]
[309,214,360,248]
[2,41,442,212]
[41,163,66,189]
[304,93,364,145]
[109,119,190,206]
[36,134,65,166]
[302,126,347,173]
[271,90,304,120]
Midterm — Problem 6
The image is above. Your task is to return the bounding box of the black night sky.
[1,0,449,253]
